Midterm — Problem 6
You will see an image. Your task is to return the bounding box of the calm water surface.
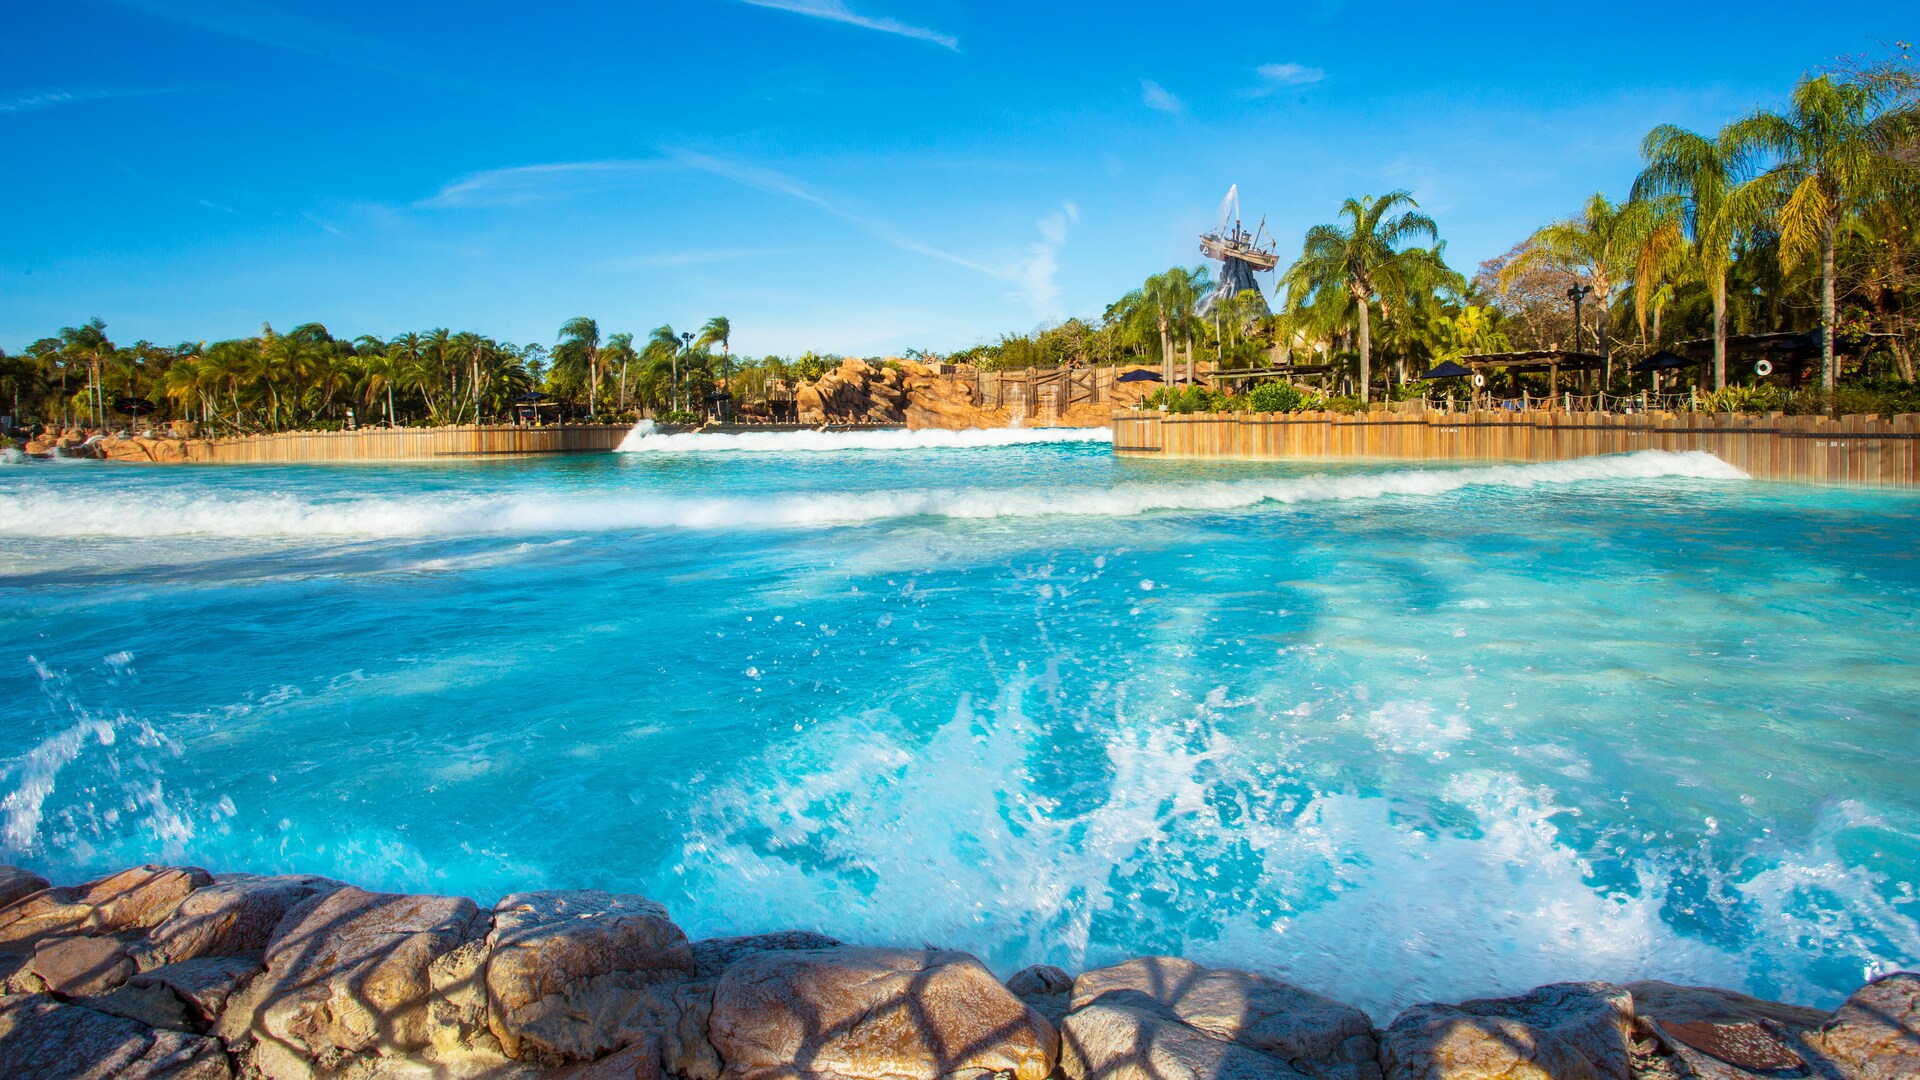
[1,429,1915,1017]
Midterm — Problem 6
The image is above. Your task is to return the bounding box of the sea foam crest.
[617,423,1112,453]
[0,451,1748,539]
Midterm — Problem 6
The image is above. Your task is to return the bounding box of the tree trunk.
[1158,310,1172,400]
[1712,274,1728,391]
[1184,336,1193,386]
[1355,301,1373,404]
[1821,218,1838,395]
[1597,300,1612,391]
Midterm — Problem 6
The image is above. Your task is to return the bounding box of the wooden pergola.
[1456,350,1605,396]
[1207,363,1335,384]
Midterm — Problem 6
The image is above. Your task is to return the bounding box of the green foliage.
[1144,385,1247,413]
[1784,383,1920,416]
[1700,383,1787,412]
[1247,382,1306,413]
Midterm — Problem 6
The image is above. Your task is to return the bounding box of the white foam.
[667,679,1906,1019]
[0,451,1747,540]
[617,424,1111,453]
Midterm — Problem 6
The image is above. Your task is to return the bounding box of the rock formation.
[0,862,1913,1080]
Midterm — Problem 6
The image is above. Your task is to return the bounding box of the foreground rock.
[1628,980,1828,1079]
[0,865,212,947]
[0,992,231,1079]
[236,885,484,1071]
[485,890,697,1063]
[709,945,1058,1080]
[1062,957,1379,1080]
[1804,971,1920,1079]
[0,866,50,908]
[144,873,340,966]
[1379,982,1633,1080]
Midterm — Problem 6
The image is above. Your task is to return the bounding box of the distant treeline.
[0,314,852,434]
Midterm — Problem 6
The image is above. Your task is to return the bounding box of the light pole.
[1566,282,1592,397]
[679,331,693,415]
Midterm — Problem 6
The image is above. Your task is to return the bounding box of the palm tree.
[1724,72,1920,392]
[1282,192,1439,402]
[1636,126,1745,389]
[1498,193,1672,386]
[602,332,637,412]
[645,326,681,413]
[58,317,113,428]
[698,317,732,415]
[556,317,602,417]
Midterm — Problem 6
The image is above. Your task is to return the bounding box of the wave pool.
[1,430,1916,1018]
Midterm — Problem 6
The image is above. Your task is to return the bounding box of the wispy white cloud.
[1010,202,1078,316]
[669,149,1075,314]
[0,86,188,114]
[670,149,1000,276]
[737,0,959,51]
[103,0,416,80]
[1253,62,1326,92]
[1140,79,1184,115]
[418,161,664,209]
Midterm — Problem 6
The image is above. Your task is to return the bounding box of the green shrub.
[1701,383,1785,413]
[1248,382,1305,413]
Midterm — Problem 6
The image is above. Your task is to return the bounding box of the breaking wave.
[616,423,1111,453]
[0,452,1746,539]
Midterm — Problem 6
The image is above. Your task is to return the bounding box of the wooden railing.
[1110,410,1920,487]
[182,424,633,464]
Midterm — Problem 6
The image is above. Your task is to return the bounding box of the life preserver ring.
[1755,359,1774,377]
[1471,373,1486,387]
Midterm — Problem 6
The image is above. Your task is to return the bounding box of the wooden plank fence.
[180,424,633,464]
[1109,410,1920,487]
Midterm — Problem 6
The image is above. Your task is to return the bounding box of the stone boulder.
[1379,982,1633,1080]
[708,945,1057,1080]
[33,934,136,996]
[1063,957,1378,1080]
[1007,964,1073,1025]
[1804,971,1919,1079]
[0,865,50,908]
[692,931,842,982]
[130,955,266,1026]
[1627,979,1827,1079]
[245,885,483,1064]
[0,992,231,1079]
[0,865,211,947]
[144,873,340,966]
[483,890,696,1063]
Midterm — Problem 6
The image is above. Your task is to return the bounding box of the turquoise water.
[2,430,1916,1017]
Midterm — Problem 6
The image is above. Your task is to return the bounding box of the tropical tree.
[1724,72,1920,391]
[556,317,603,416]
[58,317,114,427]
[1636,126,1748,388]
[1282,191,1440,402]
[602,332,637,412]
[1498,193,1676,385]
[645,325,683,413]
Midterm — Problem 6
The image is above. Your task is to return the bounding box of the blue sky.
[0,1,1905,357]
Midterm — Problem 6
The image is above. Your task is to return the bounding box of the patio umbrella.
[1417,360,1474,380]
[1630,351,1689,372]
[1115,369,1163,383]
[113,397,157,416]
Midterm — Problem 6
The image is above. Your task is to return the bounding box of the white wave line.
[0,452,1747,540]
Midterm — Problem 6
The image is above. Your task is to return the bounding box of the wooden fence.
[974,367,1125,411]
[182,424,633,464]
[1110,410,1920,487]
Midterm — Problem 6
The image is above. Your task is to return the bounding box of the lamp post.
[1566,282,1592,397]
[678,332,693,415]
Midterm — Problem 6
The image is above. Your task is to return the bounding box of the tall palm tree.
[698,317,732,415]
[1282,192,1439,402]
[1636,126,1746,389]
[602,332,637,412]
[1498,193,1671,386]
[557,317,602,417]
[1724,72,1920,392]
[645,326,681,413]
[58,317,113,428]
